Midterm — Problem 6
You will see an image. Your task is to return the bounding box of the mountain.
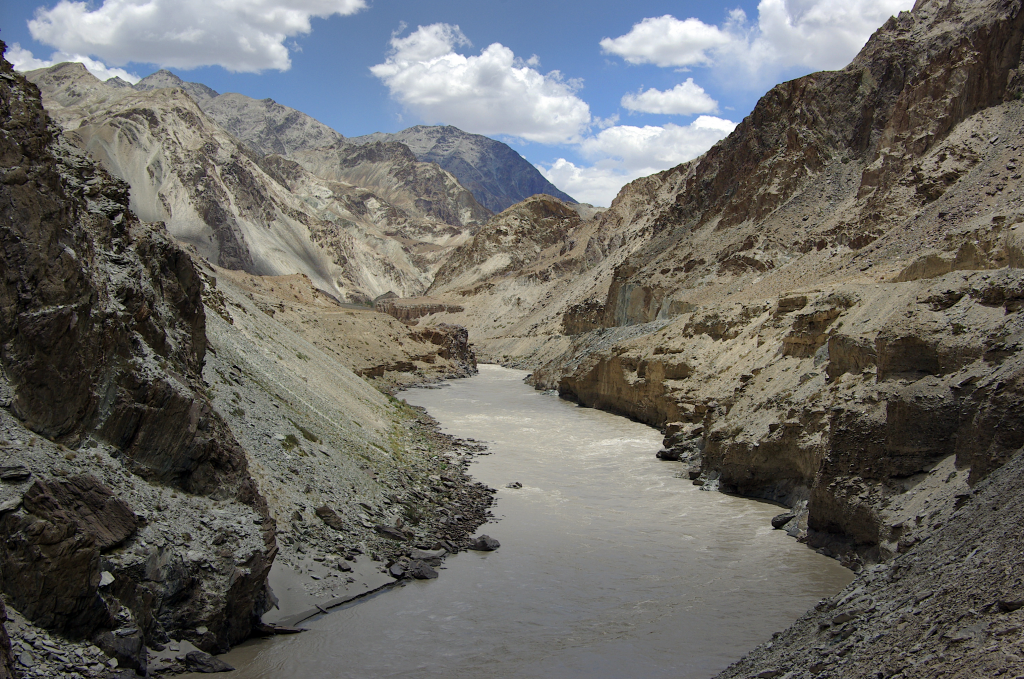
[25,62,488,302]
[134,68,219,103]
[351,125,577,213]
[134,69,345,157]
[374,3,1024,673]
[129,71,573,214]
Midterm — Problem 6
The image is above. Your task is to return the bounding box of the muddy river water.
[220,364,853,678]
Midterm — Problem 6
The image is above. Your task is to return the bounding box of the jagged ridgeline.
[24,64,576,308]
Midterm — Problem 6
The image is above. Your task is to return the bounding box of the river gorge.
[206,366,852,678]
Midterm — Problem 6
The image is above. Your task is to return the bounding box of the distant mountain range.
[26,63,490,302]
[133,70,574,213]
[351,126,576,212]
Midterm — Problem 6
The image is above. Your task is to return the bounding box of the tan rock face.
[541,270,1024,567]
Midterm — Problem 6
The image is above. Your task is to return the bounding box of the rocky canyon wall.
[0,43,275,668]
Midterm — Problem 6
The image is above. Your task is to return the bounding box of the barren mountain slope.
[382,0,1024,656]
[2,46,494,677]
[134,66,491,231]
[287,140,492,231]
[25,63,487,302]
[134,69,345,156]
[352,125,577,212]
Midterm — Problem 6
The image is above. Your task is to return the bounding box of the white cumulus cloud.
[540,159,634,208]
[580,116,736,172]
[621,78,718,115]
[600,15,733,68]
[7,43,140,83]
[26,0,366,72]
[370,23,592,145]
[542,116,737,207]
[602,0,913,77]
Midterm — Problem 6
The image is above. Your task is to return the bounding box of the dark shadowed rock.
[375,524,408,541]
[468,535,500,551]
[0,465,30,482]
[94,629,146,674]
[23,476,138,549]
[0,476,141,635]
[771,512,797,530]
[406,560,439,580]
[0,599,15,679]
[315,505,346,531]
[184,650,235,673]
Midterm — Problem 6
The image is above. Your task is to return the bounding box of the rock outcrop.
[351,125,576,213]
[716,445,1024,679]
[0,41,274,655]
[374,297,466,324]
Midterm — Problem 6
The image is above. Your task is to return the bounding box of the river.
[215,364,853,678]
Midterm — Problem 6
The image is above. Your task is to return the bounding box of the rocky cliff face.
[716,438,1024,679]
[589,0,1024,328]
[513,0,1024,565]
[0,42,275,662]
[352,125,577,213]
[401,4,1024,672]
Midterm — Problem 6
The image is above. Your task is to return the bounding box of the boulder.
[315,505,346,531]
[94,629,146,674]
[374,524,408,541]
[405,560,439,580]
[184,650,234,673]
[468,535,500,551]
[771,512,797,530]
[0,465,30,482]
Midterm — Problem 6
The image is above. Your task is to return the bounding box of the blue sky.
[0,0,913,205]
